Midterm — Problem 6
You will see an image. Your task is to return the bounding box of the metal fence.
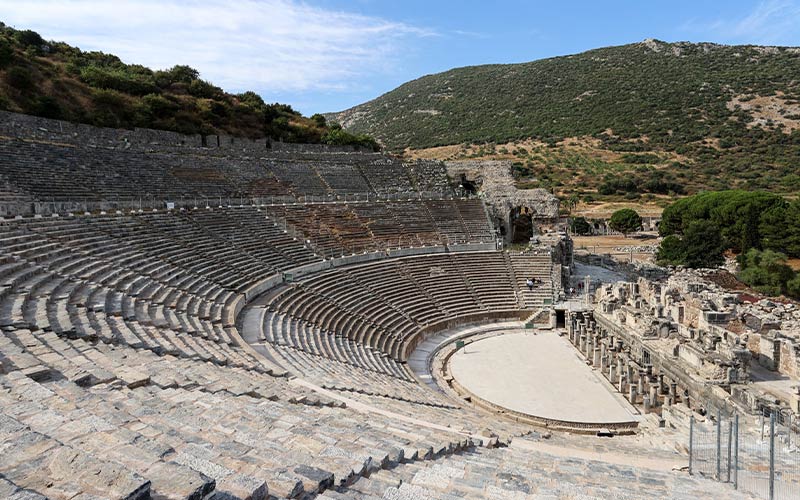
[689,409,800,499]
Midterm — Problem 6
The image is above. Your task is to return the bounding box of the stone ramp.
[328,443,752,499]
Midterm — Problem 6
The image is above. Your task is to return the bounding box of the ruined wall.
[444,160,559,241]
[593,269,800,416]
[0,110,364,155]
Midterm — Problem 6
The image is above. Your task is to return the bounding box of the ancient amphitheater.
[0,110,795,499]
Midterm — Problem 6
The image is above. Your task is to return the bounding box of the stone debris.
[569,267,800,421]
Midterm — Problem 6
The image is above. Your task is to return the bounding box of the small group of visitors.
[525,277,542,291]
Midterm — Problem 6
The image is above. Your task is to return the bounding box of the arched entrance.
[510,206,535,243]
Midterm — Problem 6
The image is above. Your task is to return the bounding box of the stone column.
[629,385,637,404]
[643,395,651,414]
[649,384,659,408]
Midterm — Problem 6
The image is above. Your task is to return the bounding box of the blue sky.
[2,1,800,114]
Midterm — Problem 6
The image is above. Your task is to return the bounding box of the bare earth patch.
[727,91,800,133]
[572,234,659,263]
[572,202,664,218]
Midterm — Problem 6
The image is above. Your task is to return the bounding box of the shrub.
[14,29,45,50]
[570,216,592,235]
[141,93,178,118]
[621,153,661,164]
[787,275,800,299]
[5,66,34,91]
[79,65,159,95]
[655,235,686,266]
[609,208,642,236]
[29,95,62,119]
[188,79,223,99]
[237,91,266,110]
[738,249,797,297]
[154,65,199,86]
[682,220,724,268]
[0,38,13,68]
[310,113,327,127]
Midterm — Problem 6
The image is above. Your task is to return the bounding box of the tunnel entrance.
[555,309,566,329]
[510,206,535,244]
[457,174,478,196]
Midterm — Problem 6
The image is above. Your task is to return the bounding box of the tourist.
[526,278,534,291]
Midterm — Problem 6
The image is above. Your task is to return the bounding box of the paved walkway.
[450,330,640,425]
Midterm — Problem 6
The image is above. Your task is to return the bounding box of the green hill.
[328,39,800,195]
[0,22,377,148]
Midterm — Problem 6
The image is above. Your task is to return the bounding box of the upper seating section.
[0,111,457,213]
[263,199,494,255]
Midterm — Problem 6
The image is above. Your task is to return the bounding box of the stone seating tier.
[0,137,458,209]
[0,210,530,499]
[262,251,555,377]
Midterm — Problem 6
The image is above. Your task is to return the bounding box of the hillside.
[0,22,377,148]
[328,39,800,196]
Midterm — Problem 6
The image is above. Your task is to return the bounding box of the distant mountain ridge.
[328,39,800,195]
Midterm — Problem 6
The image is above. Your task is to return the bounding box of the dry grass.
[572,202,665,218]
[572,234,659,263]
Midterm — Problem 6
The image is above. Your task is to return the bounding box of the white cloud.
[682,0,800,45]
[0,0,434,94]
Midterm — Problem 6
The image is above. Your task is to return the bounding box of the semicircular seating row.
[256,252,554,392]
[0,206,539,499]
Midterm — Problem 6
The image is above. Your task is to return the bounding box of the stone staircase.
[325,439,752,499]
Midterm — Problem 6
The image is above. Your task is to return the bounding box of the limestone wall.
[0,110,364,155]
[443,160,559,237]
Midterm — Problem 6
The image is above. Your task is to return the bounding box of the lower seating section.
[509,251,557,306]
[262,252,554,373]
[0,211,525,499]
[0,370,486,499]
[329,437,750,499]
[0,203,732,500]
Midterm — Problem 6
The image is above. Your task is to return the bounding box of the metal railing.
[2,190,467,218]
[689,408,800,499]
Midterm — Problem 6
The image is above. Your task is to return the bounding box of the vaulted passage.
[510,205,534,243]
